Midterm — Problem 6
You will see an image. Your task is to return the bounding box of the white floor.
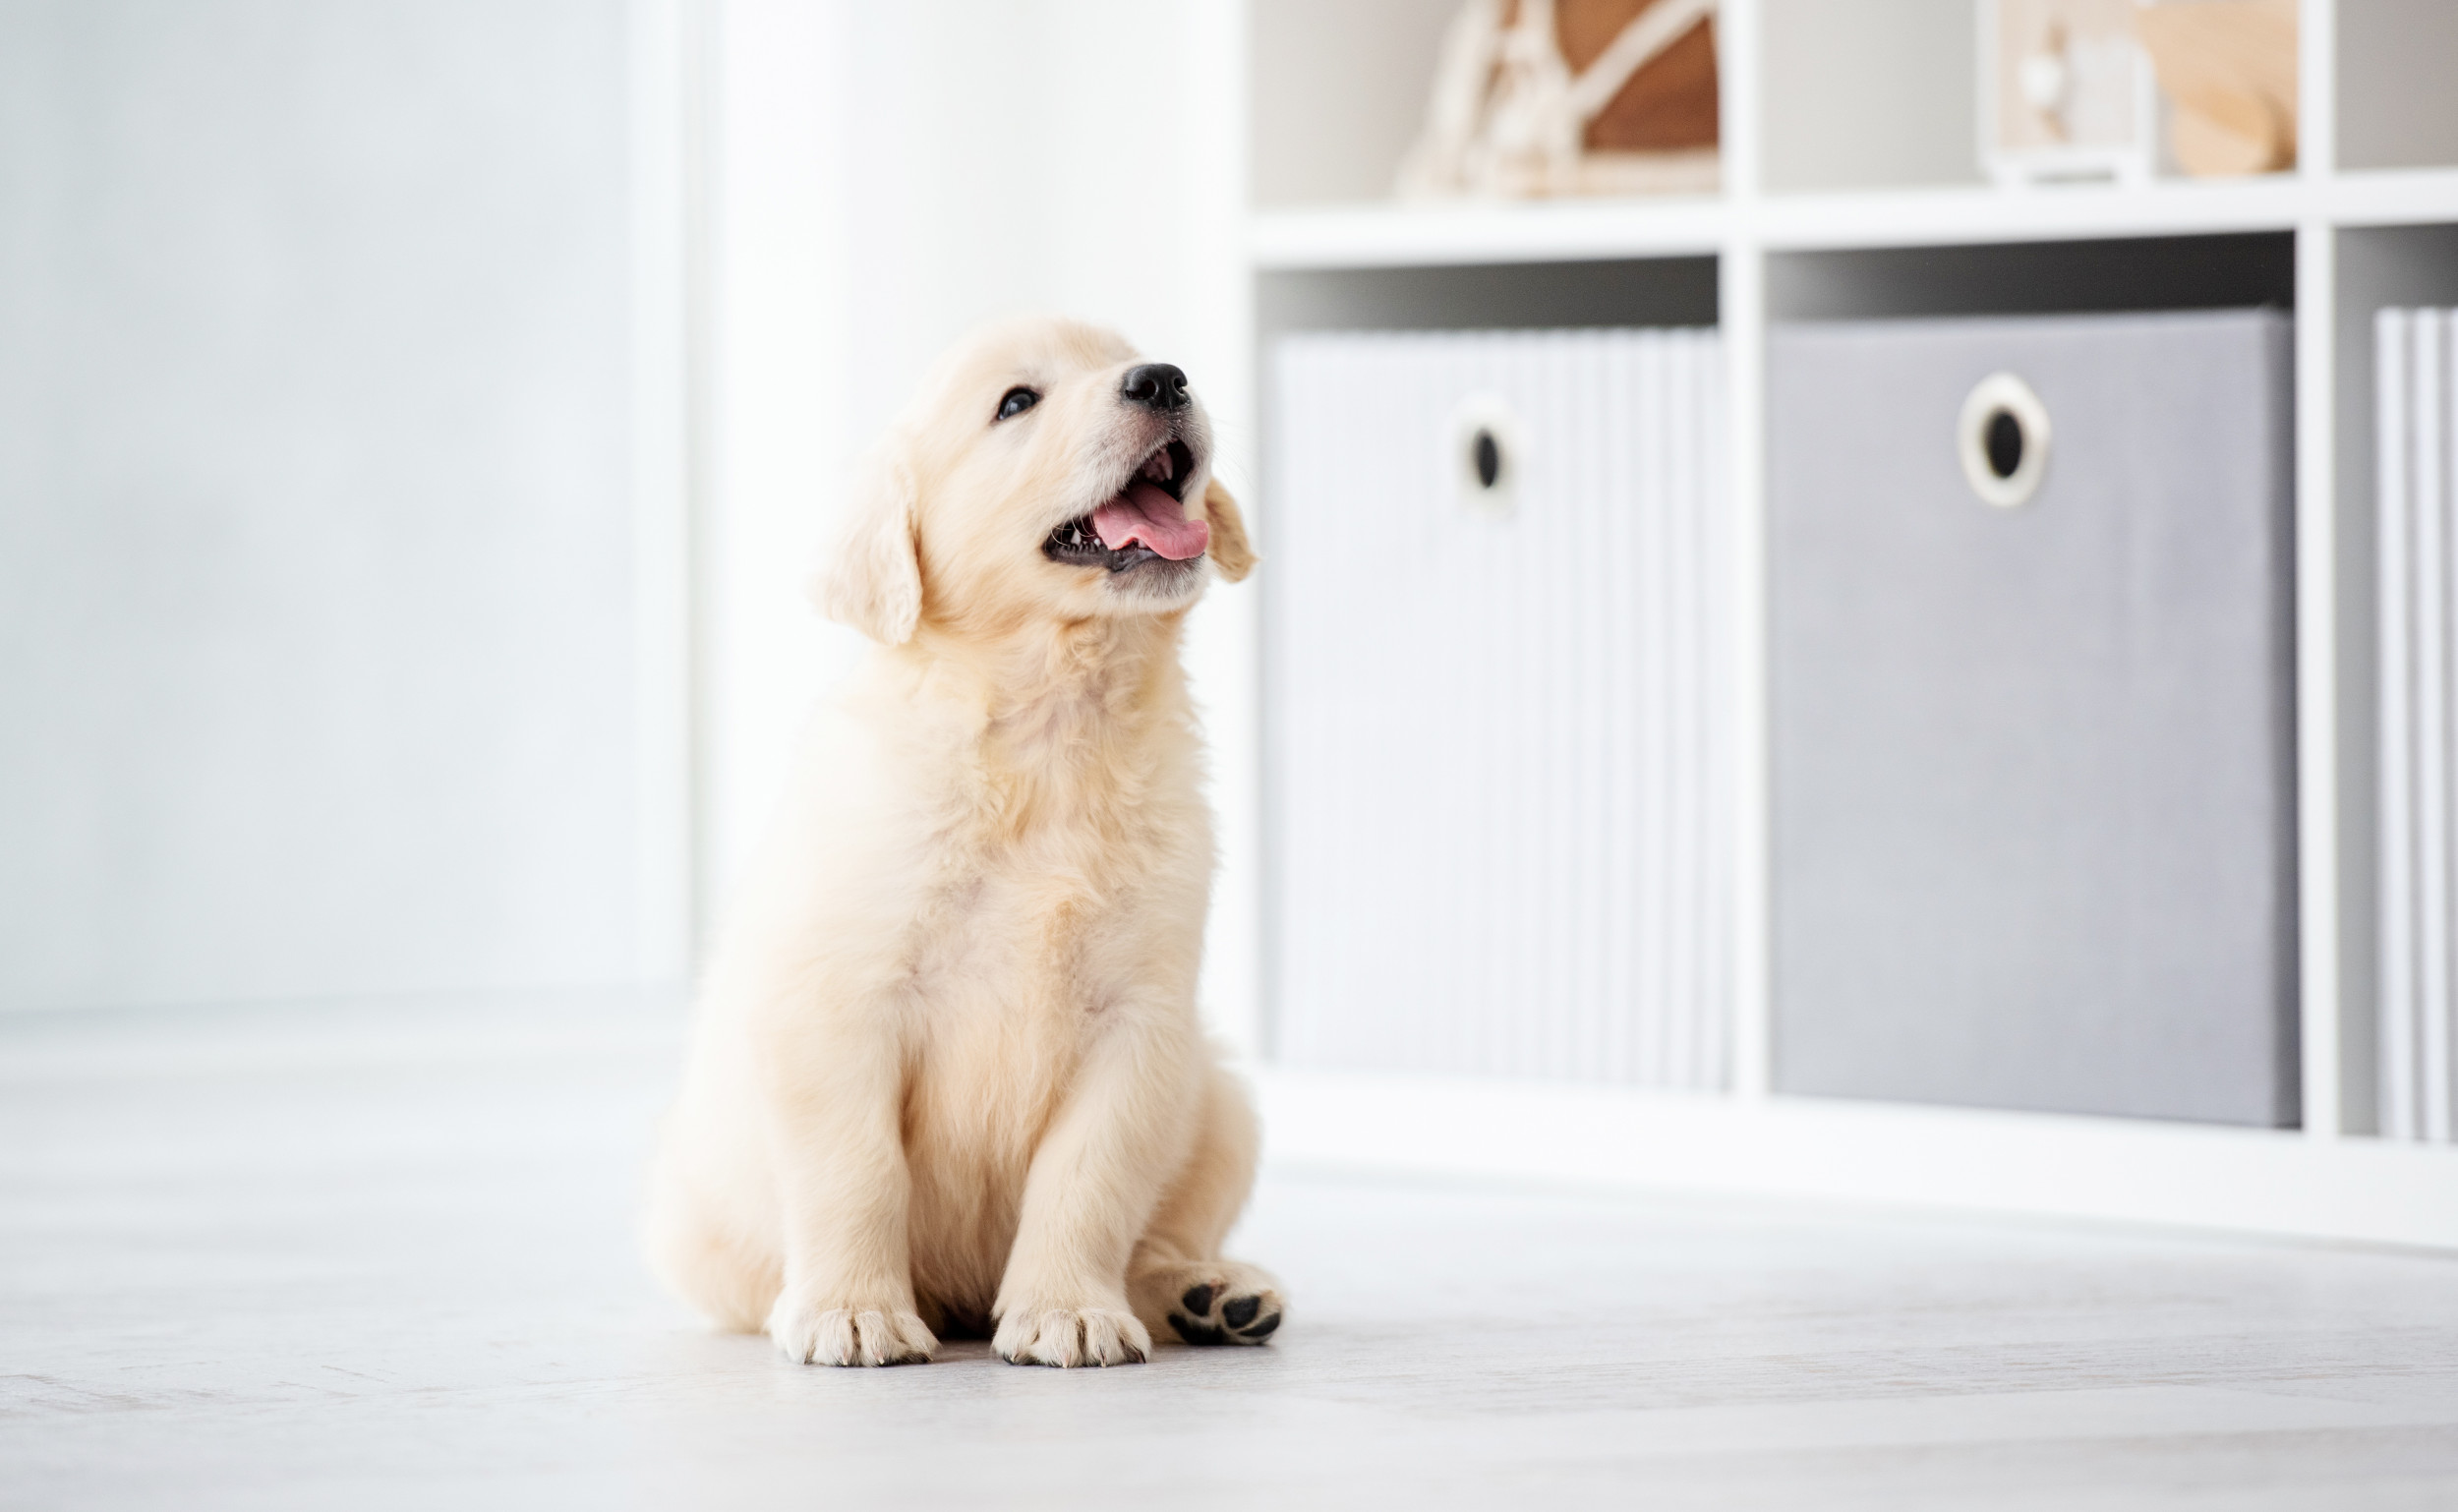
[6,996,2458,1510]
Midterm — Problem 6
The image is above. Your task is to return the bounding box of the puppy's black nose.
[1121,363,1190,413]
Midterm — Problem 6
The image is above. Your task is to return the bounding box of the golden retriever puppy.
[644,316,1281,1367]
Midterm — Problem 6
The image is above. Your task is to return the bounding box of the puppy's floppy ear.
[1201,475,1257,584]
[813,436,923,645]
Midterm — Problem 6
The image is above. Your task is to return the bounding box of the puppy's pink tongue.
[1092,482,1209,560]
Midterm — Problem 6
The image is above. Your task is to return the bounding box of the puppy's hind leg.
[642,1141,781,1334]
[1128,1060,1285,1347]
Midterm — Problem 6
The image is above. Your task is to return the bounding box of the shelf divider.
[2299,215,2346,1139]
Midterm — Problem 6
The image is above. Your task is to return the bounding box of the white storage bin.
[1266,327,1731,1088]
[2377,307,2458,1144]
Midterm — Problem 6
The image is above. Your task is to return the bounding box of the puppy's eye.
[996,386,1039,422]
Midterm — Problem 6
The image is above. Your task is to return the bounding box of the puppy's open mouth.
[1043,439,1205,573]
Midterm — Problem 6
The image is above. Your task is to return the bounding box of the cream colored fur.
[644,317,1278,1368]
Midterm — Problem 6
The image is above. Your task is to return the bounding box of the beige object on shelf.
[2133,0,2298,176]
[1982,0,2157,185]
[1397,0,1722,200]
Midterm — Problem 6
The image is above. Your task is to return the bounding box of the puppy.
[644,317,1281,1367]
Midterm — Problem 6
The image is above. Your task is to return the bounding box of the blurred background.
[8,0,2458,1245]
[0,0,1255,1032]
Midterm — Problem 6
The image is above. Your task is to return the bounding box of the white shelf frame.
[1239,0,2458,1250]
[1252,171,2458,271]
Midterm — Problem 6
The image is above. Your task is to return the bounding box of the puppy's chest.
[892,727,1208,1069]
[911,845,1145,1026]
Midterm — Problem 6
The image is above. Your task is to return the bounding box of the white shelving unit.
[1236,0,2458,1249]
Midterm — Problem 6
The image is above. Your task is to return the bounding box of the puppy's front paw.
[1133,1259,1284,1346]
[767,1296,937,1367]
[993,1304,1150,1368]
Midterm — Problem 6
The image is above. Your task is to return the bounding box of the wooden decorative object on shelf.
[2132,0,2298,176]
[1397,0,1721,200]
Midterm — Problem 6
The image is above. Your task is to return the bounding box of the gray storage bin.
[1768,309,2298,1127]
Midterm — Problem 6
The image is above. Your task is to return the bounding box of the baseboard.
[1255,1067,2458,1250]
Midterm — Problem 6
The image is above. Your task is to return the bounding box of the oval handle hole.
[1959,373,2051,509]
[1450,393,1521,517]
[1984,409,2024,480]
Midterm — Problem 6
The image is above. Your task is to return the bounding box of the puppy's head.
[818,317,1255,646]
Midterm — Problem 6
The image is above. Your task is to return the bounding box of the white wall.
[0,0,1258,1026]
[1249,0,1451,206]
[0,0,683,1012]
[1759,0,1979,192]
[708,0,1261,1046]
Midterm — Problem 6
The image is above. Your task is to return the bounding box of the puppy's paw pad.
[766,1299,937,1367]
[1170,1304,1280,1345]
[994,1306,1151,1368]
[1140,1260,1284,1348]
